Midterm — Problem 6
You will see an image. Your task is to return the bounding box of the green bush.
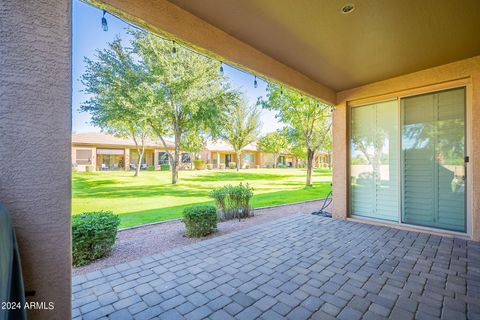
[277,164,287,168]
[72,211,120,267]
[147,165,155,171]
[266,164,273,169]
[228,162,237,169]
[206,164,213,170]
[183,205,217,237]
[255,165,260,169]
[160,164,171,171]
[193,159,206,170]
[85,165,95,172]
[219,163,226,169]
[209,183,254,221]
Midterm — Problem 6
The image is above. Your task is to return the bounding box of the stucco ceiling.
[168,0,480,92]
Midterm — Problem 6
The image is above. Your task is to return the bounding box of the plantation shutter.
[401,88,465,232]
[350,100,399,221]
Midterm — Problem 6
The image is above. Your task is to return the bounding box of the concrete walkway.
[72,214,480,320]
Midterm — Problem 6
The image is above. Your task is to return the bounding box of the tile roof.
[72,132,175,148]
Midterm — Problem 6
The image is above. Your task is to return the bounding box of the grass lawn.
[72,168,332,228]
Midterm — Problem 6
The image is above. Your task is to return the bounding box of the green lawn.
[72,168,332,228]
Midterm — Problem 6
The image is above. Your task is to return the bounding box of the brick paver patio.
[72,214,480,320]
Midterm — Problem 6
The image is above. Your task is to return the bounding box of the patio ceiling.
[170,0,480,92]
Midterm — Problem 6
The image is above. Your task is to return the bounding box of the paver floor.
[72,214,480,320]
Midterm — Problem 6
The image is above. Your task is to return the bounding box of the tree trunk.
[236,152,241,172]
[172,131,180,184]
[306,149,314,187]
[135,152,143,177]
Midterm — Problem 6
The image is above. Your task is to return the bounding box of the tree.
[81,37,151,177]
[285,127,307,167]
[257,131,288,168]
[260,84,332,186]
[132,30,239,184]
[219,99,261,171]
[181,132,206,161]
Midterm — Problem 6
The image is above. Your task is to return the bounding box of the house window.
[243,154,254,163]
[76,149,92,165]
[158,152,170,165]
[278,156,286,165]
[181,153,191,163]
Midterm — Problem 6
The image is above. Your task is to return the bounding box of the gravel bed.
[73,199,326,276]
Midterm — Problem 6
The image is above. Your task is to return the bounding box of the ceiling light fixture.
[341,4,355,14]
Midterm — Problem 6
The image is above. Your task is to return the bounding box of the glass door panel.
[401,87,465,232]
[350,100,399,221]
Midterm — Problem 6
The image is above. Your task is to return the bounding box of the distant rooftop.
[72,132,175,148]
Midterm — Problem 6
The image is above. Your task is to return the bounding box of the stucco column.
[332,102,348,220]
[216,153,221,169]
[0,1,72,319]
[124,148,130,171]
[154,149,159,170]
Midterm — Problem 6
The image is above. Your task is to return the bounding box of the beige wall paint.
[332,55,480,240]
[0,0,71,319]
[89,0,336,105]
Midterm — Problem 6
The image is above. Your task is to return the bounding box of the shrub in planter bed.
[193,159,206,170]
[183,205,217,237]
[228,162,237,169]
[219,163,226,169]
[72,211,120,267]
[160,164,171,171]
[206,163,213,170]
[209,183,254,221]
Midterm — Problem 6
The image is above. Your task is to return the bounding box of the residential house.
[73,133,328,171]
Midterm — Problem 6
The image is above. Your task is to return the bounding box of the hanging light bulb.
[254,76,258,88]
[219,62,224,75]
[172,41,177,54]
[101,10,108,32]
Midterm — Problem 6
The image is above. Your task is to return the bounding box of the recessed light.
[341,4,355,14]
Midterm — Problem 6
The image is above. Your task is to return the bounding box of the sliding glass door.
[401,88,466,232]
[350,100,399,221]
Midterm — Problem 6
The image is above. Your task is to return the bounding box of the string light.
[95,6,323,102]
[101,10,108,32]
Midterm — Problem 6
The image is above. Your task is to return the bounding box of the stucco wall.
[0,1,71,319]
[332,55,480,240]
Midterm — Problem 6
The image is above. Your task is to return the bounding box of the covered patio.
[1,0,480,319]
[73,215,480,320]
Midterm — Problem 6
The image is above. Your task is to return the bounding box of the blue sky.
[72,0,282,134]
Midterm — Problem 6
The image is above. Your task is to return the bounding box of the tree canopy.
[219,98,261,171]
[259,84,332,186]
[257,131,289,168]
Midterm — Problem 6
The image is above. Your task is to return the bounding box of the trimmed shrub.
[228,162,237,169]
[219,163,226,169]
[206,164,213,170]
[183,205,217,237]
[278,164,287,168]
[193,159,206,170]
[147,165,155,171]
[209,183,254,221]
[160,164,171,171]
[255,165,260,169]
[72,211,120,267]
[266,164,273,169]
[85,165,95,172]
